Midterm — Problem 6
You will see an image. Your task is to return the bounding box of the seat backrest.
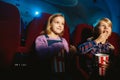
[18,12,70,72]
[72,23,120,55]
[23,12,70,53]
[70,24,94,79]
[24,13,51,53]
[71,24,93,47]
[0,1,20,69]
[63,22,70,45]
[108,32,120,56]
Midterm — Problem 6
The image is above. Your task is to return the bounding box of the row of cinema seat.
[0,1,120,78]
[0,1,71,71]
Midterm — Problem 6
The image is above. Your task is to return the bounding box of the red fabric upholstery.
[0,1,20,68]
[17,12,70,72]
[108,32,120,56]
[18,13,51,53]
[71,24,93,46]
[18,12,70,53]
[71,24,94,79]
[63,22,70,45]
[72,24,120,79]
[72,24,120,55]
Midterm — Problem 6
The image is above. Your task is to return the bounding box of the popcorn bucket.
[95,53,109,76]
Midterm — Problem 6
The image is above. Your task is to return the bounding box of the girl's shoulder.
[61,37,67,41]
[60,37,69,45]
[36,35,46,40]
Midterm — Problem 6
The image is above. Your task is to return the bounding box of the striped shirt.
[78,38,114,75]
[78,38,114,54]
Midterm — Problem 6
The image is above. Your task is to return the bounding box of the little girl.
[34,13,69,79]
[35,13,69,58]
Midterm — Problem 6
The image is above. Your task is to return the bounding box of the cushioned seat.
[0,1,21,69]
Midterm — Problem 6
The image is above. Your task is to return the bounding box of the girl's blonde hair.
[41,13,65,36]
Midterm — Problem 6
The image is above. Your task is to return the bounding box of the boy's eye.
[100,24,105,27]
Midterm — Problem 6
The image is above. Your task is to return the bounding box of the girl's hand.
[69,45,77,53]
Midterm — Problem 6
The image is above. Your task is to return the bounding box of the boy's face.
[98,21,112,38]
[50,16,64,35]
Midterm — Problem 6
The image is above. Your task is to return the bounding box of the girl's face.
[98,21,112,38]
[50,16,64,35]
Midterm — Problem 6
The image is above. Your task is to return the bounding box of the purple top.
[35,35,69,57]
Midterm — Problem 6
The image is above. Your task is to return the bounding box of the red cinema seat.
[0,1,21,69]
[18,13,51,54]
[19,12,70,54]
[108,32,120,56]
[71,24,94,80]
[71,24,93,47]
[71,24,120,80]
[17,12,70,70]
[72,24,120,56]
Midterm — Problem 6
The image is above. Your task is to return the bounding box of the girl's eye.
[55,21,59,24]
